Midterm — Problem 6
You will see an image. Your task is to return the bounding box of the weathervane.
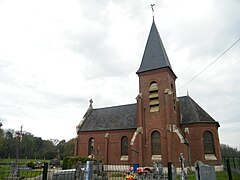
[150,4,155,17]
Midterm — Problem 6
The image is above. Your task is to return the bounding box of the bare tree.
[0,117,6,127]
[50,139,60,146]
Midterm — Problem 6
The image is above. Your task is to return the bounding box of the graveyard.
[1,155,240,179]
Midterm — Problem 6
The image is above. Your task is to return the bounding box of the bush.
[26,161,36,169]
[112,173,124,177]
[62,157,70,170]
[62,156,92,170]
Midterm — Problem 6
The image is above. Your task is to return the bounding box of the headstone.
[153,162,157,173]
[76,161,105,180]
[76,161,85,179]
[171,164,177,180]
[152,162,159,179]
[11,162,18,177]
[195,161,216,180]
[52,169,76,180]
[152,162,164,179]
[158,163,164,177]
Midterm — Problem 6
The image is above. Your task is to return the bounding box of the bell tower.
[136,19,178,166]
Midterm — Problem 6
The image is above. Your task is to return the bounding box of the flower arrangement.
[125,173,135,180]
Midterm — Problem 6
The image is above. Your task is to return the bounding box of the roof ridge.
[179,96,216,124]
[92,103,137,110]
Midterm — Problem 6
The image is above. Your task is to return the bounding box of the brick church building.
[75,19,222,168]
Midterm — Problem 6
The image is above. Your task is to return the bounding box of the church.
[75,19,222,168]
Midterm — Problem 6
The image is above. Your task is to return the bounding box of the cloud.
[0,0,239,149]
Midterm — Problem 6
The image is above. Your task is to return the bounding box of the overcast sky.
[0,0,239,149]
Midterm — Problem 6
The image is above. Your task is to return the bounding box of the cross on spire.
[89,99,93,108]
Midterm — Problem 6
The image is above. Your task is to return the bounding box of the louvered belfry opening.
[149,82,160,112]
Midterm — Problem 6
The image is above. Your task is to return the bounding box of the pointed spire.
[137,20,176,77]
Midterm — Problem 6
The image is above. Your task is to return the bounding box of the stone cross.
[89,99,93,108]
[179,153,185,171]
[179,153,187,180]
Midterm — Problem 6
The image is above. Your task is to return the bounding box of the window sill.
[205,154,217,160]
[151,155,162,161]
[120,155,129,161]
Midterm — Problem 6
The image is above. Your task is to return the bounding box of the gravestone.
[76,161,106,180]
[195,161,216,180]
[158,163,164,177]
[152,162,164,179]
[171,164,177,180]
[52,169,76,180]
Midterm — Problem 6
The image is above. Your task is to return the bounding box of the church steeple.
[137,19,176,78]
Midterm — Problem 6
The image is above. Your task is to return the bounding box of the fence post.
[42,162,48,180]
[168,162,172,180]
[223,157,225,167]
[239,157,240,169]
[232,157,236,169]
[226,159,232,180]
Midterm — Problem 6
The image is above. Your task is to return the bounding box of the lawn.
[0,159,48,180]
[186,171,240,180]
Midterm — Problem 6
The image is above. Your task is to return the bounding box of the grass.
[19,170,43,178]
[0,159,48,180]
[0,168,42,180]
[186,171,240,180]
[111,171,240,180]
[111,173,124,177]
[0,158,50,164]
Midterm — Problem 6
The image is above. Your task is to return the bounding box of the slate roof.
[178,96,217,125]
[136,19,175,77]
[78,103,137,132]
[78,96,218,132]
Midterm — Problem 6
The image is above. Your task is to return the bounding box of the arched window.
[121,136,128,156]
[203,131,215,154]
[151,131,161,155]
[149,82,159,112]
[88,138,94,155]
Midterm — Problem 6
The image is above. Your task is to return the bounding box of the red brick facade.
[75,66,222,167]
[75,20,222,167]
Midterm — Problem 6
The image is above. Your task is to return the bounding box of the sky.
[0,0,239,149]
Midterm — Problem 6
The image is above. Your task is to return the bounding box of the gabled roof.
[136,19,175,77]
[178,96,218,125]
[78,104,137,132]
[78,96,218,132]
